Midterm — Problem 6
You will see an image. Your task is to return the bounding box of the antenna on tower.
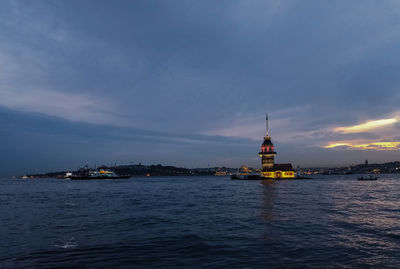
[266,113,269,136]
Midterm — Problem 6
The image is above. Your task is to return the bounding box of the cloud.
[324,141,400,150]
[2,0,400,170]
[0,87,132,126]
[206,107,400,154]
[0,107,258,175]
[324,112,400,150]
[333,118,398,134]
[203,106,316,141]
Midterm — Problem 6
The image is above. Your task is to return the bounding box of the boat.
[69,169,131,180]
[357,175,378,181]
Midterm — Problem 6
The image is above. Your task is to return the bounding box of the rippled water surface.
[1,175,400,268]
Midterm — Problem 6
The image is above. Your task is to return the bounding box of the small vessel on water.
[357,175,378,181]
[69,169,131,180]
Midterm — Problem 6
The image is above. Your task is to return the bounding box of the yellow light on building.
[259,114,295,179]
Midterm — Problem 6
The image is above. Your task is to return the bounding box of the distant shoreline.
[8,160,400,179]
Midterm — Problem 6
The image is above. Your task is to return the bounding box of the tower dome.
[260,136,276,154]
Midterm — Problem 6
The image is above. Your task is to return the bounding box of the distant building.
[239,165,253,175]
[215,171,227,176]
[259,114,295,179]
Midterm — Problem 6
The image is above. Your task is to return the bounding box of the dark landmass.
[19,160,400,179]
[22,164,239,178]
[299,161,400,175]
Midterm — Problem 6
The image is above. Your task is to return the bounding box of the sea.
[1,174,400,268]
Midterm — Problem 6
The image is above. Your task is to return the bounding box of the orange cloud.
[333,118,398,134]
[324,141,400,150]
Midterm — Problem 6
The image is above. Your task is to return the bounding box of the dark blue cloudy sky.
[1,0,400,175]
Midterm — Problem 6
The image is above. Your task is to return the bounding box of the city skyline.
[1,1,400,175]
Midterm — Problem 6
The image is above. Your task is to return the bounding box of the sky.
[1,0,400,175]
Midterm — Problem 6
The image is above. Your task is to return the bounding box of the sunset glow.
[324,141,400,150]
[333,118,398,134]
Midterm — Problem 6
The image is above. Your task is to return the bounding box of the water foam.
[54,237,78,249]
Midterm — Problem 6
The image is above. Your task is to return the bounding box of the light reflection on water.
[326,176,400,264]
[1,175,400,268]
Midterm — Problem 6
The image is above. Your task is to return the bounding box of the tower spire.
[266,113,269,137]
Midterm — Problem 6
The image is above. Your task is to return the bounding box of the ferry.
[69,169,131,180]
